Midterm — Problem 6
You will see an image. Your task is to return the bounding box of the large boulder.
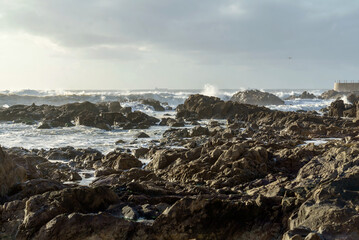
[101,151,143,170]
[75,112,111,130]
[231,90,284,106]
[141,99,165,111]
[34,212,135,240]
[176,94,270,120]
[108,101,122,112]
[287,143,359,240]
[328,99,345,117]
[12,186,120,239]
[151,197,282,240]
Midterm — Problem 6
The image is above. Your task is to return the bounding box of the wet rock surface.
[2,94,359,239]
[0,101,160,130]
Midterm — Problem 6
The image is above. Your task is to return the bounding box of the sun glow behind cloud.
[0,0,359,90]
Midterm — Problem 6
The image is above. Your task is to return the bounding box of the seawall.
[334,82,359,92]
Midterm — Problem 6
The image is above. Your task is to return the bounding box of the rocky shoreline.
[1,91,359,239]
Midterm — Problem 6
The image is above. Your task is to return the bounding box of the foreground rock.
[1,147,86,187]
[231,89,284,106]
[0,147,26,197]
[4,94,359,239]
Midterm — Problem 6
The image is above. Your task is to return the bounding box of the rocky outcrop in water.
[325,99,358,118]
[0,101,159,130]
[286,91,317,100]
[320,89,359,100]
[231,89,285,106]
[141,99,165,111]
[176,94,270,120]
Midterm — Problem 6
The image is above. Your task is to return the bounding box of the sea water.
[0,88,338,152]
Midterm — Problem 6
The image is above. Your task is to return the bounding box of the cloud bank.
[1,0,359,89]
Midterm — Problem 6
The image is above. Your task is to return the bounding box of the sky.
[0,0,359,90]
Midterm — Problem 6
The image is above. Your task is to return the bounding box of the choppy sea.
[0,87,337,153]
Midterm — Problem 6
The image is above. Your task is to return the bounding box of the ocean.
[0,87,334,153]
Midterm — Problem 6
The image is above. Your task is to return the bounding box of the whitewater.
[0,87,334,153]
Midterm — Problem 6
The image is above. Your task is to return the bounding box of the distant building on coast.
[334,80,359,92]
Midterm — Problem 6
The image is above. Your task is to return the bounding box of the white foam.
[268,99,334,112]
[341,95,350,104]
[201,84,219,97]
[0,122,169,154]
[0,88,337,156]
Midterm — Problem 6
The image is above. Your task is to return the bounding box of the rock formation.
[2,94,359,239]
[231,89,285,106]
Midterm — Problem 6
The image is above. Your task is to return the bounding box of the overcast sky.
[0,0,358,90]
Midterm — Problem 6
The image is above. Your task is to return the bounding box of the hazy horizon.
[0,85,332,92]
[1,1,358,90]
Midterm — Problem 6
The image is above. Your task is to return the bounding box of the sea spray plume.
[340,95,350,104]
[200,84,236,100]
[201,84,219,97]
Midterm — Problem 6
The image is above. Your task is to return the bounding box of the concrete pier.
[334,81,359,92]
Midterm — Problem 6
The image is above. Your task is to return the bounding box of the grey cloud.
[1,0,359,63]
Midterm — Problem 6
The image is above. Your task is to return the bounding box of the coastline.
[1,89,359,239]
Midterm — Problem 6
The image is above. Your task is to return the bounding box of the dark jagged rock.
[141,99,165,111]
[136,132,150,138]
[286,91,317,100]
[101,151,143,170]
[0,101,159,130]
[320,90,359,100]
[34,212,135,240]
[108,101,122,112]
[347,94,359,104]
[0,146,26,197]
[328,99,345,117]
[176,94,270,120]
[151,196,282,240]
[17,186,120,239]
[4,94,359,239]
[231,89,284,106]
[7,179,67,202]
[159,117,185,127]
